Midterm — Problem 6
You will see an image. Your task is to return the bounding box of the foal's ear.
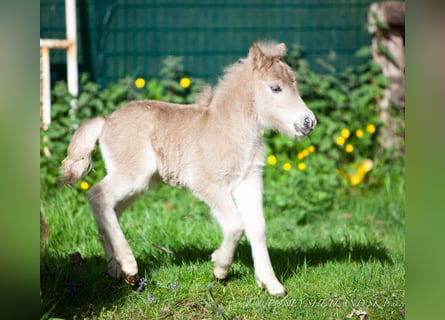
[249,42,287,69]
[249,43,268,70]
[248,43,262,59]
[276,43,286,57]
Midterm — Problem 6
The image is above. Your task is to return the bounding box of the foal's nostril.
[303,116,314,129]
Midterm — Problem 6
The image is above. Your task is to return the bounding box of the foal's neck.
[209,68,257,125]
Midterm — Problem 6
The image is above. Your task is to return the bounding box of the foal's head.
[249,42,316,137]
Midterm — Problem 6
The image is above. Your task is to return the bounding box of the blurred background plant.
[40,44,404,224]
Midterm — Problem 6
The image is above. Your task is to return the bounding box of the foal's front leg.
[233,172,286,297]
[195,186,244,280]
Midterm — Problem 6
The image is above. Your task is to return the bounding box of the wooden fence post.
[368,1,405,152]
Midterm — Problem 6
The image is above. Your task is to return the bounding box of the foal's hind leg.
[88,172,151,285]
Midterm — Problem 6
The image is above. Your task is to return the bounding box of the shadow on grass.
[238,239,393,279]
[40,239,392,319]
[40,255,128,319]
[174,239,393,281]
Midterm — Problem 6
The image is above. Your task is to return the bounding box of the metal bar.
[40,47,51,129]
[117,2,372,9]
[66,0,78,107]
[40,38,71,49]
[39,0,79,129]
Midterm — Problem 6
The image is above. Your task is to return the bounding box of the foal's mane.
[194,41,293,107]
[195,85,213,106]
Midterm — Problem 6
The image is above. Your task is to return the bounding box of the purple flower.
[147,294,155,303]
[170,281,179,290]
[137,277,147,291]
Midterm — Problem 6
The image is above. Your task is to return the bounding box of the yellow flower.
[308,145,315,153]
[355,129,364,138]
[80,181,89,190]
[283,162,292,171]
[341,128,350,139]
[345,144,354,153]
[134,77,145,89]
[366,124,376,134]
[336,136,345,146]
[297,152,305,160]
[359,159,374,173]
[267,155,277,166]
[297,162,306,171]
[179,77,191,88]
[301,149,309,158]
[349,173,362,186]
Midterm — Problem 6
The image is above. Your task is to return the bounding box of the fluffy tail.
[59,117,105,185]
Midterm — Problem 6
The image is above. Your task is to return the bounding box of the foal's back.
[98,100,210,186]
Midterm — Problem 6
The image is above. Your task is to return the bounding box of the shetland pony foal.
[60,42,316,296]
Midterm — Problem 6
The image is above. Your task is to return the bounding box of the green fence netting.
[40,0,385,87]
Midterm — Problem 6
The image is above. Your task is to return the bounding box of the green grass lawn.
[40,165,404,319]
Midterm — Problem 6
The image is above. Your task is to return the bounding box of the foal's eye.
[270,85,282,93]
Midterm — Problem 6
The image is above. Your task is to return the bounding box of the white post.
[40,0,78,130]
[41,47,51,129]
[66,0,78,108]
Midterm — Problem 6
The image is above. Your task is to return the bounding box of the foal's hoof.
[212,266,229,280]
[123,273,138,287]
[268,286,287,297]
[256,278,287,297]
[212,271,229,286]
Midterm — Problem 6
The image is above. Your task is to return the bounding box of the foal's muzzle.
[295,115,317,136]
[304,116,316,131]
